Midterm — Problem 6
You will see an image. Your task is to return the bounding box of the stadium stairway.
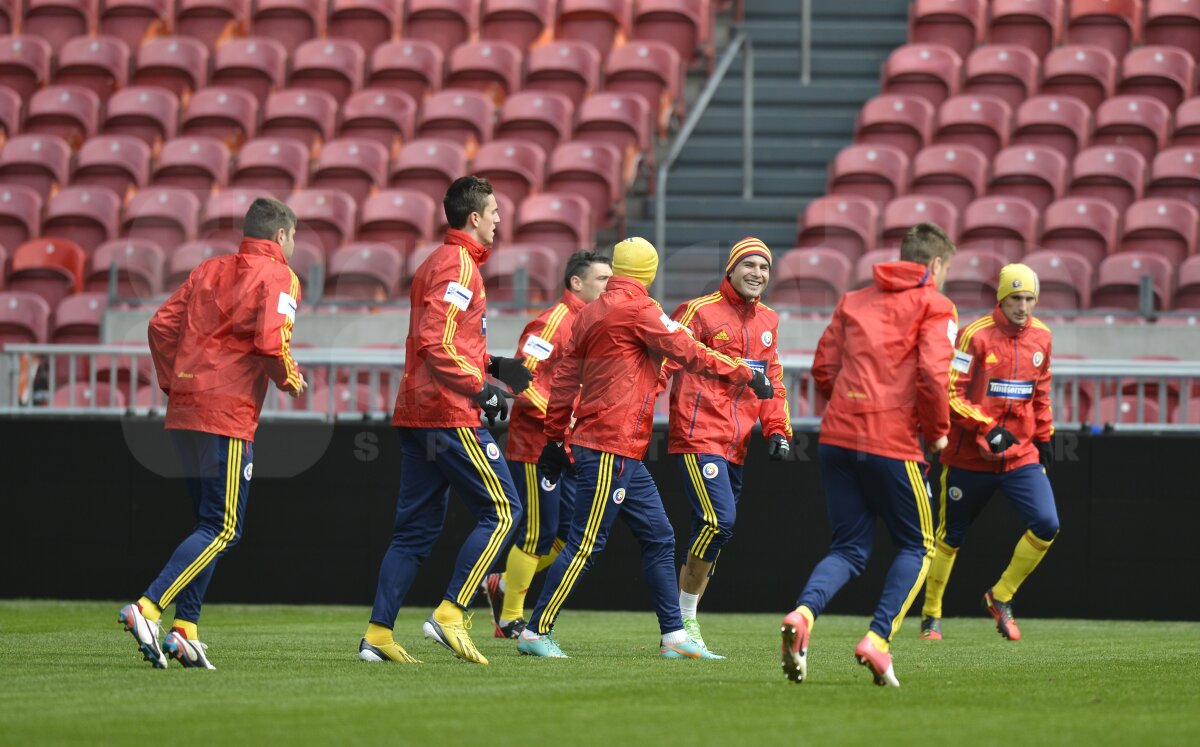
[627,0,910,307]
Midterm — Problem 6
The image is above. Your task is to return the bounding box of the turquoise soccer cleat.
[660,637,707,659]
[517,633,569,658]
[682,616,726,660]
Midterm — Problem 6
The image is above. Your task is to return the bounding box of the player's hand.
[290,372,308,398]
[537,441,575,484]
[1036,440,1053,474]
[748,369,774,399]
[984,425,1019,454]
[488,356,534,394]
[928,435,949,453]
[767,433,791,461]
[473,384,511,427]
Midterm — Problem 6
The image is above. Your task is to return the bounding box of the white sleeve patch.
[522,334,554,361]
[660,313,681,333]
[947,318,958,345]
[277,291,297,321]
[951,350,973,374]
[444,281,473,312]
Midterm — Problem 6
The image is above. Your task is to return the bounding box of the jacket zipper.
[997,337,1018,470]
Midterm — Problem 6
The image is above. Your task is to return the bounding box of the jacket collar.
[991,305,1028,337]
[606,276,649,298]
[719,276,757,315]
[560,288,586,313]
[238,237,289,264]
[445,228,490,265]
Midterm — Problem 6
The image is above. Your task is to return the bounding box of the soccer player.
[662,237,792,658]
[479,251,613,639]
[780,222,958,688]
[118,198,308,669]
[359,176,533,666]
[919,263,1057,642]
[517,237,776,659]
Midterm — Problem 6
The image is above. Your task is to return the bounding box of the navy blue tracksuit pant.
[938,463,1060,547]
[509,459,577,556]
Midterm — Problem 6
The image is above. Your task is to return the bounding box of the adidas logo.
[985,352,999,365]
[714,330,730,341]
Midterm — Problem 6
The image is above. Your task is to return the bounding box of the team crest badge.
[948,486,963,502]
[612,488,626,504]
[1033,351,1044,367]
[702,463,719,479]
[243,462,253,482]
[761,331,773,346]
[485,442,500,460]
[540,477,556,491]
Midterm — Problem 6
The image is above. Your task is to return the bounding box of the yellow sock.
[171,619,199,640]
[501,546,540,621]
[137,596,162,623]
[796,605,815,631]
[921,540,959,619]
[365,622,393,646]
[866,630,890,653]
[993,530,1055,602]
[433,600,463,625]
[536,539,564,573]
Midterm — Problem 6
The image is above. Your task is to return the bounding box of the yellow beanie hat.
[726,236,773,275]
[997,263,1039,302]
[611,236,659,288]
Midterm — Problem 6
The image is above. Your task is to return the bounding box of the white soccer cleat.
[118,603,167,669]
[163,630,216,670]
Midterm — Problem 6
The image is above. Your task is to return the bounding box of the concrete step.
[693,108,857,138]
[748,0,910,20]
[729,48,889,79]
[674,136,845,168]
[626,220,799,253]
[737,20,908,50]
[664,167,828,197]
[640,196,807,221]
[712,77,879,106]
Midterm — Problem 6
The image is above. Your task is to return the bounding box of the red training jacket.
[813,261,958,462]
[506,289,586,463]
[941,307,1054,472]
[544,277,755,460]
[393,229,496,428]
[663,278,792,464]
[148,237,303,442]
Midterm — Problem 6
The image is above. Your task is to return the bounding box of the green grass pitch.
[1,600,1197,746]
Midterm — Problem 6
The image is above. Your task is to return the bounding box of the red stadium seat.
[22,0,96,50]
[1118,197,1199,265]
[200,189,270,244]
[325,241,404,300]
[988,144,1069,211]
[9,237,86,308]
[524,40,602,108]
[514,192,592,253]
[911,143,989,212]
[260,89,338,149]
[605,39,683,135]
[54,382,127,408]
[770,248,853,308]
[1145,0,1200,60]
[853,247,900,289]
[909,0,984,60]
[356,189,436,253]
[472,139,546,205]
[388,138,467,204]
[367,39,444,102]
[933,94,1013,160]
[881,43,963,108]
[151,136,231,191]
[796,195,879,260]
[557,0,632,60]
[633,0,711,67]
[958,195,1039,262]
[52,291,106,343]
[87,238,163,295]
[574,92,651,178]
[70,135,150,197]
[1174,253,1200,308]
[0,135,71,201]
[310,137,389,206]
[101,87,179,147]
[339,89,417,151]
[0,35,52,101]
[1096,394,1162,425]
[230,137,309,197]
[880,195,960,248]
[211,37,288,103]
[445,39,524,102]
[308,382,386,413]
[1147,146,1200,208]
[1012,95,1093,161]
[415,89,495,148]
[287,189,356,255]
[963,45,1040,111]
[1069,145,1147,213]
[121,187,201,252]
[1039,196,1121,266]
[289,38,366,104]
[328,0,400,56]
[405,0,478,56]
[1117,46,1196,111]
[164,238,238,288]
[545,140,624,230]
[23,86,101,148]
[132,36,210,98]
[52,35,130,104]
[988,0,1063,60]
[941,247,1007,310]
[481,0,554,52]
[827,143,910,207]
[0,290,51,343]
[0,1,11,33]
[180,86,258,148]
[496,91,576,158]
[0,86,17,140]
[1092,95,1171,163]
[100,0,172,50]
[1067,0,1143,59]
[1172,97,1200,146]
[0,185,43,252]
[41,186,121,257]
[176,0,252,51]
[1041,45,1118,111]
[251,0,326,51]
[1092,251,1173,310]
[854,94,936,160]
[483,243,562,305]
[1024,250,1094,309]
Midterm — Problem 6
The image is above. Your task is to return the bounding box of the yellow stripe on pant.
[158,439,243,608]
[685,454,720,559]
[540,452,613,628]
[522,462,540,555]
[888,460,935,640]
[936,463,950,544]
[454,428,515,608]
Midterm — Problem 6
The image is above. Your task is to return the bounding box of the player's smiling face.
[1001,291,1037,326]
[730,257,770,300]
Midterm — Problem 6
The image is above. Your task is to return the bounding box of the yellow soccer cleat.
[422,613,489,665]
[359,638,422,663]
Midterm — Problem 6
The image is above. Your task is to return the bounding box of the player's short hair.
[899,222,957,265]
[563,251,611,289]
[242,198,296,240]
[443,175,494,230]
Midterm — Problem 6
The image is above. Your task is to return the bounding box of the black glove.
[537,441,575,484]
[1036,441,1053,473]
[767,433,791,461]
[984,425,1019,454]
[473,384,510,427]
[488,356,533,394]
[748,369,774,400]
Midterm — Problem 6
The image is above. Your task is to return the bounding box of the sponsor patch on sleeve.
[277,291,297,321]
[951,350,973,374]
[947,318,958,345]
[522,334,554,361]
[659,313,681,333]
[444,281,473,312]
